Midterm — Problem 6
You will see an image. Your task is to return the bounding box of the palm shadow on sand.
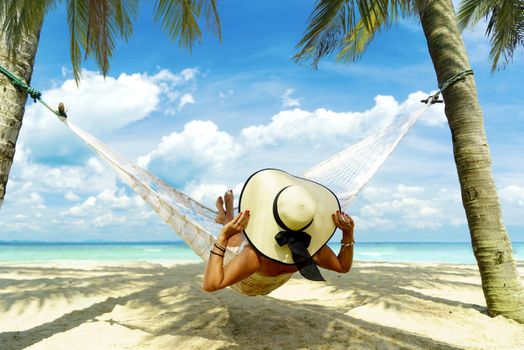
[1,262,515,349]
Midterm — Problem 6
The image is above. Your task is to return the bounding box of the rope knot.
[27,86,42,102]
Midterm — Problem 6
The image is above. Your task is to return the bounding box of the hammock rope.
[1,63,438,295]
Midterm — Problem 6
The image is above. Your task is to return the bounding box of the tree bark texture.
[419,0,524,322]
[0,22,42,209]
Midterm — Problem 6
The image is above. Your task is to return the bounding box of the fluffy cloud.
[63,188,144,219]
[282,88,300,108]
[178,93,195,109]
[138,120,241,187]
[136,91,447,195]
[185,181,245,209]
[241,92,443,148]
[356,184,464,231]
[500,185,524,206]
[0,87,485,242]
[11,145,117,193]
[19,68,198,164]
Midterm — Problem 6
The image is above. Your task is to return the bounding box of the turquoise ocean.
[0,242,523,264]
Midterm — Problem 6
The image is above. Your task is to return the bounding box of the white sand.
[0,260,523,350]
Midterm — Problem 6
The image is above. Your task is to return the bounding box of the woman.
[202,169,355,293]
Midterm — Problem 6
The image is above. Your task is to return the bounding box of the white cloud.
[138,120,241,186]
[61,187,148,231]
[11,144,116,192]
[64,188,143,217]
[64,192,80,201]
[418,98,447,126]
[92,212,126,228]
[282,88,300,108]
[87,157,105,174]
[6,86,520,242]
[395,184,425,197]
[242,95,399,148]
[185,181,245,209]
[240,92,441,150]
[356,184,463,231]
[500,185,524,206]
[19,68,198,164]
[135,92,448,192]
[178,93,195,110]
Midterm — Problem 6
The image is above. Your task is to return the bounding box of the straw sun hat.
[238,169,340,281]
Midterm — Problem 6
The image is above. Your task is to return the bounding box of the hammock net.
[0,62,434,295]
[59,102,429,271]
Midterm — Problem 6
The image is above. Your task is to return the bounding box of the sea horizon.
[1,241,522,265]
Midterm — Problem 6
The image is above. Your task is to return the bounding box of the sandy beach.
[0,260,523,350]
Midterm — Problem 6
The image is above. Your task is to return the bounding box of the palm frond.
[154,0,221,50]
[294,0,348,68]
[67,0,89,83]
[197,0,221,41]
[458,0,524,71]
[337,0,393,63]
[67,0,138,83]
[294,0,415,68]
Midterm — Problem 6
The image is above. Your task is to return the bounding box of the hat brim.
[238,168,340,265]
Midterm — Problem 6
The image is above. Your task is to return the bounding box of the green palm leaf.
[294,0,418,68]
[0,0,57,57]
[154,0,221,51]
[458,0,524,71]
[2,0,220,83]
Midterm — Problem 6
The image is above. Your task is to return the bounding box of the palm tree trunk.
[419,0,524,322]
[0,21,42,209]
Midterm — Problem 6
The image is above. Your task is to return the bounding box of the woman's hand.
[332,211,354,236]
[218,210,250,241]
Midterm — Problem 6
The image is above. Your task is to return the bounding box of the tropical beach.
[1,257,523,350]
[0,244,523,349]
[2,1,524,349]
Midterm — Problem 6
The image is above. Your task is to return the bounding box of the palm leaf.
[80,0,137,82]
[295,0,417,68]
[0,0,57,58]
[458,0,524,71]
[154,0,221,50]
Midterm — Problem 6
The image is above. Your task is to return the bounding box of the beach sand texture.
[0,261,523,350]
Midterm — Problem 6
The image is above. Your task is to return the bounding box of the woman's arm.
[202,211,260,292]
[314,212,355,273]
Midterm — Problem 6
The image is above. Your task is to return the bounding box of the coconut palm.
[295,0,524,322]
[458,0,524,71]
[0,0,220,208]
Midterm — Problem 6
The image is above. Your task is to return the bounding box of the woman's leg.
[224,190,234,224]
[215,190,234,224]
[215,190,245,247]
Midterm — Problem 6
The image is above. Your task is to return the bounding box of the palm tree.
[295,0,524,323]
[0,0,220,209]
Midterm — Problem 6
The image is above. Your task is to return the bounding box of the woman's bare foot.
[224,190,234,223]
[215,196,226,224]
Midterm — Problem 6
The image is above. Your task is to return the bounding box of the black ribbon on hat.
[273,187,325,281]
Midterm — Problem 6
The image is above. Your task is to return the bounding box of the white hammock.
[58,102,430,294]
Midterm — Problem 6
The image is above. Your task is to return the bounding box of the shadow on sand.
[0,261,512,349]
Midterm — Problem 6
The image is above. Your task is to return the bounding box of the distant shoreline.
[1,242,522,264]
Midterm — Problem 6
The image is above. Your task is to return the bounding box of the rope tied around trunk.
[0,63,67,118]
[421,69,474,104]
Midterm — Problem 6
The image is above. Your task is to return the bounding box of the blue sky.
[1,1,523,243]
